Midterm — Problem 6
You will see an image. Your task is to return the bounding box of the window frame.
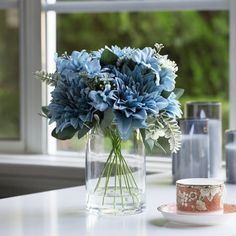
[0,0,235,156]
[0,1,17,10]
[43,0,229,12]
[0,0,46,153]
[44,0,236,156]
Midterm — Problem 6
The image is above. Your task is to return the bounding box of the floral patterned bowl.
[176,178,225,214]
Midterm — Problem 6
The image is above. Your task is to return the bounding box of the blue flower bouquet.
[37,43,183,214]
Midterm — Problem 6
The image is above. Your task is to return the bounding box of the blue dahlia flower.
[111,45,134,58]
[159,67,177,92]
[91,48,104,59]
[131,47,161,82]
[89,84,113,112]
[48,77,94,133]
[55,51,101,78]
[110,64,168,139]
[165,92,182,118]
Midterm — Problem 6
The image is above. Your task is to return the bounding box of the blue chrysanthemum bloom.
[165,92,182,118]
[111,45,134,58]
[91,48,104,59]
[48,77,95,133]
[55,50,88,73]
[55,51,101,79]
[110,64,168,139]
[159,67,177,92]
[89,84,114,112]
[70,50,90,70]
[130,47,161,83]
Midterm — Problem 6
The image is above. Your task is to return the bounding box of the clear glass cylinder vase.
[172,118,210,183]
[225,130,236,184]
[85,127,145,215]
[185,101,222,177]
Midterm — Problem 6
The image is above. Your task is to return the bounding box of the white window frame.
[0,0,47,154]
[0,0,235,156]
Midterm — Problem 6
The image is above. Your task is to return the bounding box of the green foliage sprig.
[144,112,181,153]
[35,70,58,86]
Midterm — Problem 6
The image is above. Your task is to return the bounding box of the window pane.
[0,9,20,139]
[56,11,229,154]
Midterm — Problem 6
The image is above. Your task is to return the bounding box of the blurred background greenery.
[0,10,229,154]
[56,11,229,153]
[0,9,19,139]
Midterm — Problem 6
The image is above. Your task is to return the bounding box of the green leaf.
[35,70,56,86]
[140,128,146,143]
[127,59,136,70]
[100,48,119,66]
[159,113,182,153]
[161,90,171,99]
[77,125,91,139]
[41,106,50,117]
[154,141,167,154]
[173,88,184,99]
[142,128,156,150]
[146,139,155,150]
[161,88,184,99]
[140,129,152,153]
[100,109,113,130]
[52,126,77,140]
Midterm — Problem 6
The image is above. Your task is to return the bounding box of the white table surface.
[1,173,236,236]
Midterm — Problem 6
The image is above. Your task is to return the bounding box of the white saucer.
[157,203,236,226]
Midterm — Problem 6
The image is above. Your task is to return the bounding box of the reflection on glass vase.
[85,127,145,215]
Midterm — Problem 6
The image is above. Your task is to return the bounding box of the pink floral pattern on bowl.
[176,178,224,213]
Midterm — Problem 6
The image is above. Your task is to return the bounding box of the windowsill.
[0,153,170,198]
[0,153,87,198]
[0,153,172,173]
[0,153,225,174]
[0,153,85,168]
[0,153,226,199]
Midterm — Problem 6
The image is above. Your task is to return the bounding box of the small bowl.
[176,178,224,214]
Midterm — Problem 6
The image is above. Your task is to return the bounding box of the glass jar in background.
[185,102,222,177]
[172,119,210,183]
[225,130,236,184]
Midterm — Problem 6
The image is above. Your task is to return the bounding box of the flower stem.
[94,127,140,208]
[113,154,118,208]
[94,147,114,192]
[102,151,116,205]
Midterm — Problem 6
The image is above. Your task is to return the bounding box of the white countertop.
[0,173,236,236]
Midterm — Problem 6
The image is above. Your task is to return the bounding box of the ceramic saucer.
[157,203,236,226]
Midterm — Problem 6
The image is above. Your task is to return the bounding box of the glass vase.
[85,127,145,215]
[225,130,236,184]
[185,101,222,177]
[172,118,210,183]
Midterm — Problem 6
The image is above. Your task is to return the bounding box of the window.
[44,1,231,156]
[0,0,236,156]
